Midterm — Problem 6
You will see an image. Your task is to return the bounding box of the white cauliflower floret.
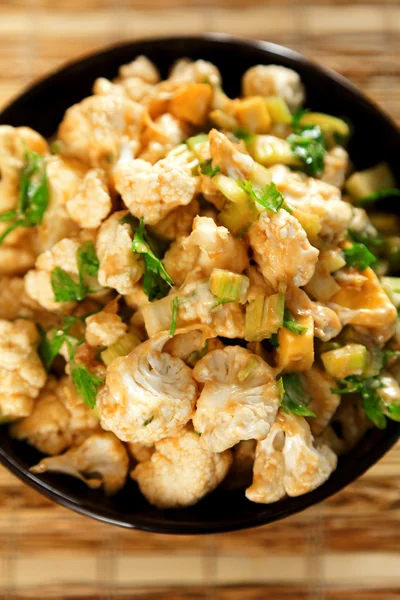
[66,168,112,229]
[119,56,161,84]
[209,128,262,180]
[96,211,144,295]
[301,367,341,436]
[150,199,199,241]
[168,58,221,87]
[0,232,38,276]
[131,428,232,508]
[97,332,198,444]
[285,286,342,342]
[30,432,129,495]
[192,346,281,453]
[246,409,337,503]
[85,311,127,347]
[0,319,46,421]
[163,216,249,286]
[0,125,48,216]
[164,329,223,366]
[320,146,349,189]
[114,156,197,225]
[242,64,305,111]
[37,157,86,251]
[57,95,146,169]
[248,209,319,291]
[270,164,352,242]
[24,237,81,313]
[10,377,99,455]
[140,113,189,163]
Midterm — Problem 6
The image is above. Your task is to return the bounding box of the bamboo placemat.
[0,1,399,598]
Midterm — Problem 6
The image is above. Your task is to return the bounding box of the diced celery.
[238,357,260,382]
[100,332,142,366]
[185,133,210,160]
[321,343,367,379]
[244,293,284,342]
[247,135,302,167]
[142,294,175,337]
[264,96,292,125]
[210,269,249,303]
[219,196,259,237]
[213,174,248,203]
[298,112,350,145]
[305,270,341,302]
[345,162,396,203]
[319,249,346,273]
[290,208,322,241]
[381,276,400,308]
[369,213,400,235]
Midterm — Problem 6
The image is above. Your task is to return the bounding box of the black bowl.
[0,35,399,534]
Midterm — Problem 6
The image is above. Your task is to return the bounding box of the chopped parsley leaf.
[238,180,284,213]
[199,159,221,178]
[51,241,100,303]
[283,309,307,335]
[280,373,316,417]
[169,297,179,337]
[343,242,377,271]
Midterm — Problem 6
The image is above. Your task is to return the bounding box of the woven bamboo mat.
[0,1,399,598]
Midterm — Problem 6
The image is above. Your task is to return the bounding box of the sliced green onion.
[210,269,249,304]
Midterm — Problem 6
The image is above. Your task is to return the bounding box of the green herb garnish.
[270,333,280,348]
[359,188,400,206]
[288,110,326,177]
[143,416,154,426]
[199,159,221,178]
[50,241,100,303]
[132,217,173,301]
[280,374,316,417]
[343,243,377,271]
[283,309,307,335]
[71,363,104,409]
[233,127,255,145]
[237,180,284,213]
[0,149,49,244]
[169,297,179,337]
[37,316,81,371]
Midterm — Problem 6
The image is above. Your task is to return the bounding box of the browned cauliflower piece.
[97,333,198,444]
[301,367,341,436]
[149,198,199,241]
[248,209,319,292]
[85,311,127,347]
[0,318,46,421]
[140,113,189,163]
[242,65,305,111]
[66,168,112,229]
[131,428,232,508]
[30,431,129,495]
[10,376,99,455]
[37,156,86,251]
[164,329,224,366]
[127,441,154,464]
[168,58,221,87]
[209,128,266,181]
[192,346,281,453]
[96,211,144,295]
[320,146,349,189]
[163,216,249,286]
[119,56,161,84]
[270,164,352,242]
[57,95,146,169]
[246,409,337,503]
[285,286,342,342]
[0,232,38,276]
[114,154,197,225]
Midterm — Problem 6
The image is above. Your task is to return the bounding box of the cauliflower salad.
[1,55,399,509]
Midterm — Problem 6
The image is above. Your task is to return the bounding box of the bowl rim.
[0,33,399,534]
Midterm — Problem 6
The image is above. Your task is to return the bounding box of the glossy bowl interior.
[0,35,399,534]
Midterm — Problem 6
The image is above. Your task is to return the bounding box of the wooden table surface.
[0,0,399,598]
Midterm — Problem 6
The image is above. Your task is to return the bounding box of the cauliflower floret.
[0,276,58,330]
[131,428,232,508]
[0,318,46,421]
[0,232,38,276]
[270,164,352,241]
[119,56,161,84]
[208,128,262,180]
[37,157,86,251]
[163,216,249,286]
[30,432,129,495]
[286,286,342,342]
[10,376,99,455]
[24,237,81,313]
[246,409,337,503]
[96,211,144,295]
[127,441,154,464]
[301,367,341,436]
[85,311,127,347]
[66,168,112,229]
[242,65,305,111]
[192,346,281,453]
[320,146,349,189]
[149,199,199,241]
[97,332,198,444]
[248,209,319,291]
[57,95,146,169]
[164,329,224,366]
[168,59,221,87]
[140,113,189,163]
[114,155,197,225]
[0,125,48,215]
